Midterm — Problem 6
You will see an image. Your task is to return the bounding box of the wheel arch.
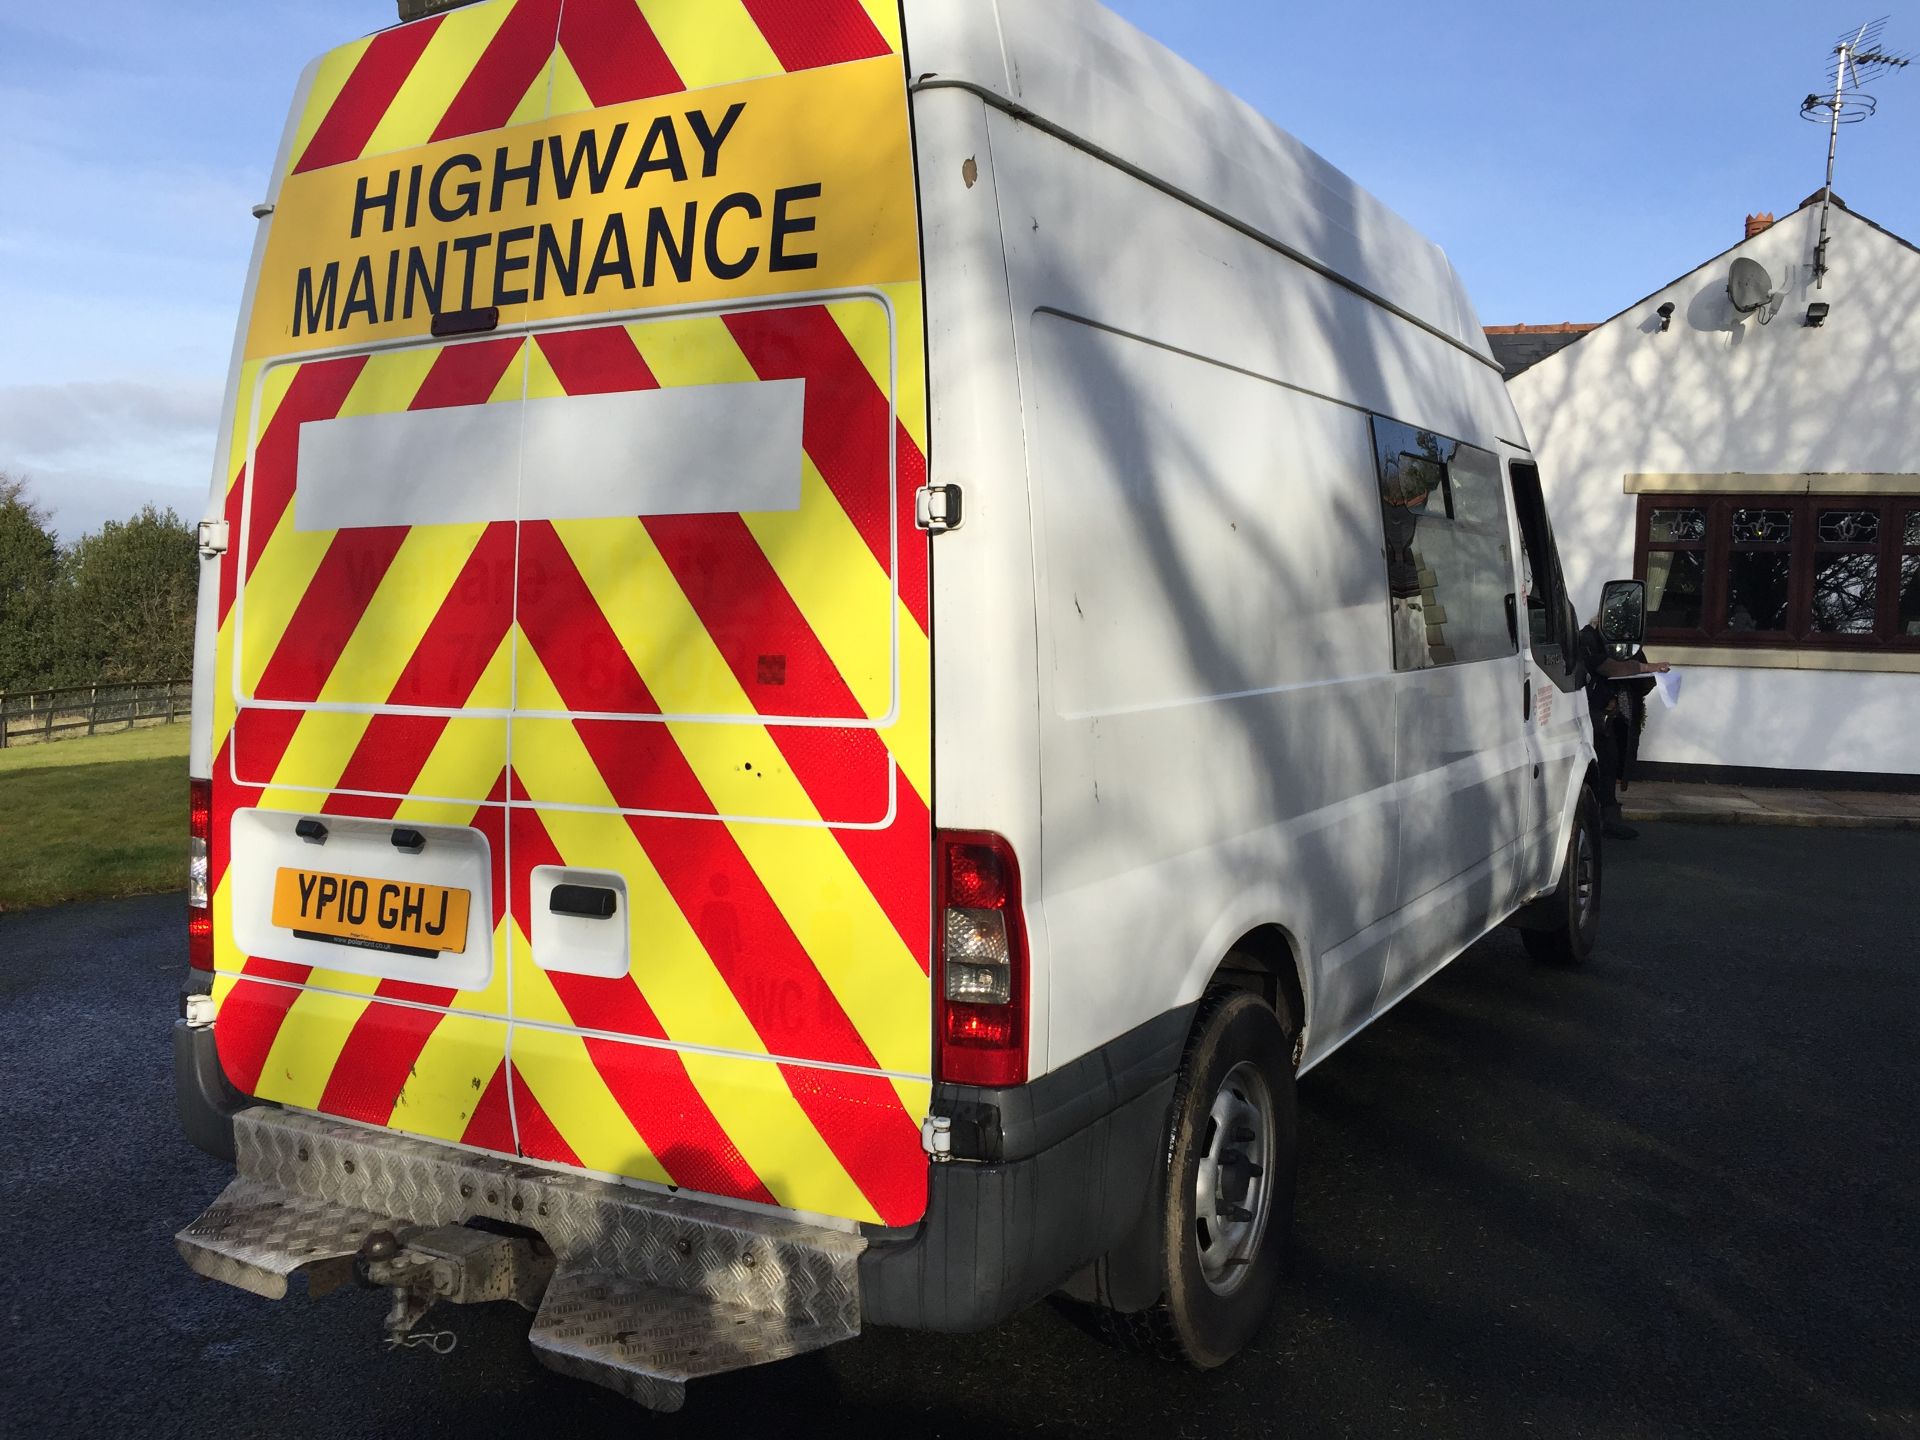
[1210,925,1307,1064]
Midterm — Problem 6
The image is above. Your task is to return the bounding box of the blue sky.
[2,1,1914,540]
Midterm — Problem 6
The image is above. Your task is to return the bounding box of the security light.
[1656,302,1675,332]
[1805,302,1831,328]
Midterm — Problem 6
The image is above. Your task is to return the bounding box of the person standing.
[1577,618,1667,840]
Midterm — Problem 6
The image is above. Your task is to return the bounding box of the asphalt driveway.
[2,823,1914,1438]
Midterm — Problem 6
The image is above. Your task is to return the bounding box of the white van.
[176,0,1626,1409]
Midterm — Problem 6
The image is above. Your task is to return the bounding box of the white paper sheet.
[1654,669,1683,710]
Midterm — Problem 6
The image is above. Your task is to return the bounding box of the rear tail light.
[935,831,1029,1087]
[189,777,212,971]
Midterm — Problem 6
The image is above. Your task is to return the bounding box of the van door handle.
[1504,592,1519,647]
[549,885,619,920]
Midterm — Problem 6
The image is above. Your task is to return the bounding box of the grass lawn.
[0,724,190,910]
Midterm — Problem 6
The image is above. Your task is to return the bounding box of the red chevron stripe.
[739,0,891,72]
[228,705,308,792]
[648,520,927,960]
[517,522,663,718]
[316,1000,448,1125]
[214,978,305,1096]
[461,1061,516,1152]
[778,1062,926,1225]
[515,533,884,1072]
[507,1063,583,1166]
[647,516,865,720]
[721,307,929,634]
[242,356,370,582]
[581,1037,780,1204]
[252,529,411,703]
[295,17,445,174]
[325,518,517,803]
[432,0,563,143]
[558,0,683,109]
[777,729,931,970]
[248,341,523,708]
[534,325,655,395]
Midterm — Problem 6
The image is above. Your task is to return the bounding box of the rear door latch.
[197,520,230,558]
[914,484,963,534]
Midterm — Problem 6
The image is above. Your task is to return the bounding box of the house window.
[1634,495,1920,650]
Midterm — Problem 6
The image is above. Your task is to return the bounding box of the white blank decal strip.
[294,379,807,531]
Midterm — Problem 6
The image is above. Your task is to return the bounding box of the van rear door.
[207,0,934,1229]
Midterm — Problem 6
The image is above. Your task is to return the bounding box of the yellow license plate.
[271,868,470,956]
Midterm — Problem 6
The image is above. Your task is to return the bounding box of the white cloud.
[0,378,222,542]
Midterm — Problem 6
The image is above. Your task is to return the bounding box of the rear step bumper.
[177,1107,862,1413]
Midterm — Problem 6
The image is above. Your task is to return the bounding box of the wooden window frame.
[1634,494,1920,652]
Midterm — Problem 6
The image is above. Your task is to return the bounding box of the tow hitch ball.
[354,1226,556,1341]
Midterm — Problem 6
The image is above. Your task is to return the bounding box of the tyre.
[1522,787,1602,965]
[1099,987,1297,1367]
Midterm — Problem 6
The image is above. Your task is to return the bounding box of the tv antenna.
[1799,18,1910,287]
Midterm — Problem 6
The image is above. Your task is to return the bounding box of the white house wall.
[1508,203,1920,777]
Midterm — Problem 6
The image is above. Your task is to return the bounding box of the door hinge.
[914,484,964,534]
[921,1114,954,1162]
[197,520,230,558]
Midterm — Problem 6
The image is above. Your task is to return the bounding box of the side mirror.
[1598,579,1646,648]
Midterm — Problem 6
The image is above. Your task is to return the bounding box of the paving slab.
[1623,780,1920,828]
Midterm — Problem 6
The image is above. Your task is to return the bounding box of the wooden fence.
[0,680,191,749]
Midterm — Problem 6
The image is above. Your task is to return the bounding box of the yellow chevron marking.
[488,347,530,405]
[854,0,904,52]
[506,763,767,1057]
[506,60,553,131]
[635,0,781,91]
[540,515,751,718]
[510,994,674,1185]
[707,794,929,1077]
[257,710,374,803]
[621,311,927,799]
[829,285,927,454]
[386,1011,509,1140]
[339,344,441,418]
[318,523,491,707]
[889,1075,932,1121]
[624,319,893,719]
[362,0,515,160]
[743,462,894,720]
[237,520,333,700]
[890,600,932,808]
[251,987,375,1111]
[499,777,876,1217]
[228,361,299,497]
[546,43,594,121]
[678,1050,879,1221]
[286,37,374,179]
[522,532,925,1075]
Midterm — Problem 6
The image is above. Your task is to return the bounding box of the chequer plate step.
[529,1265,856,1414]
[177,1176,406,1301]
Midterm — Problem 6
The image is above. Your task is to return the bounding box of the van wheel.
[1523,788,1602,965]
[1099,988,1296,1367]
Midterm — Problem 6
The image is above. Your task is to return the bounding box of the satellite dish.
[1728,257,1778,314]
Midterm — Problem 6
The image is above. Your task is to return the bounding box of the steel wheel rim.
[1193,1059,1275,1295]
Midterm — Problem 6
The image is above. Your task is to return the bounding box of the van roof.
[902,0,1493,364]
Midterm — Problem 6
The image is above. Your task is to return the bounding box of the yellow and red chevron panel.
[205,0,934,1227]
[285,0,900,180]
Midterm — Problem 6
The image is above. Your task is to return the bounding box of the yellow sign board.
[248,56,918,361]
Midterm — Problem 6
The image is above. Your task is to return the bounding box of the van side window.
[1371,417,1516,670]
[1506,460,1580,691]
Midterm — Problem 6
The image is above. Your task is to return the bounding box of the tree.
[56,505,198,684]
[0,474,60,691]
